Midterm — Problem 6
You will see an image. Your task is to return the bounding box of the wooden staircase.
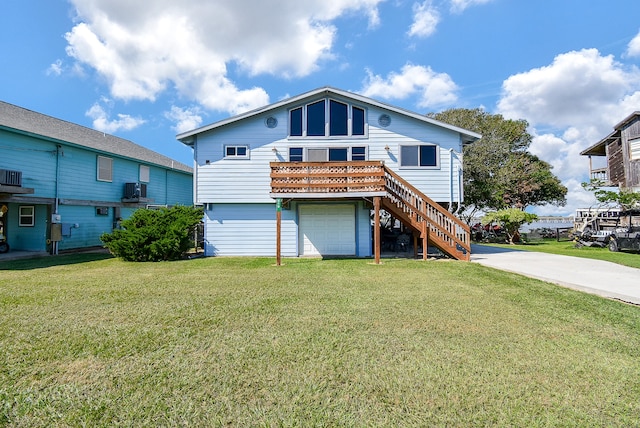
[381,165,471,261]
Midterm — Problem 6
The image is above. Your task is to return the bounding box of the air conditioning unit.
[0,169,22,186]
[124,182,147,199]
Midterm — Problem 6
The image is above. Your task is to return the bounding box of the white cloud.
[65,0,384,115]
[450,0,494,14]
[361,63,458,108]
[408,1,440,38]
[86,103,145,133]
[165,106,204,134]
[47,59,63,76]
[498,49,640,131]
[626,29,640,57]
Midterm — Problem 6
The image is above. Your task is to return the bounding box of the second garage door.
[299,204,356,256]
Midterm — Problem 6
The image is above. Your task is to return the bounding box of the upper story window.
[225,145,250,159]
[139,165,150,183]
[400,145,439,169]
[289,98,366,138]
[97,155,113,182]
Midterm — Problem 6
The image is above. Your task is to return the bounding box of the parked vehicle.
[608,226,640,252]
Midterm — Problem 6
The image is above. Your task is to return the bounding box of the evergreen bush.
[101,205,203,261]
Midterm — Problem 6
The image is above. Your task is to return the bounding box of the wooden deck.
[270,161,470,261]
[270,161,385,196]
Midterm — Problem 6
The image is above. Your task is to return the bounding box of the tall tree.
[427,108,567,216]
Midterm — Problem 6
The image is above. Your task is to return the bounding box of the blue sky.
[2,0,640,215]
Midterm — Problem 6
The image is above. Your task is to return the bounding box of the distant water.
[520,220,574,232]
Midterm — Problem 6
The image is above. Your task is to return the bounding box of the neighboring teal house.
[0,101,193,254]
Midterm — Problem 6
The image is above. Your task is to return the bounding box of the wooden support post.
[276,198,282,266]
[374,196,381,264]
[413,233,419,259]
[422,221,428,261]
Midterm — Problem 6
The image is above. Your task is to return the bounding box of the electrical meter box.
[51,213,62,224]
[51,223,62,242]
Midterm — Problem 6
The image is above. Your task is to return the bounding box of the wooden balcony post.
[276,198,282,266]
[374,196,381,264]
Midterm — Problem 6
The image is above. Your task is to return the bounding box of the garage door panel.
[299,204,355,256]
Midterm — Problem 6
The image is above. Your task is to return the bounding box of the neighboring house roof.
[0,100,192,174]
[581,111,640,157]
[176,86,481,144]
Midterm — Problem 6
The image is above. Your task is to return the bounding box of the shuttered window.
[97,156,113,182]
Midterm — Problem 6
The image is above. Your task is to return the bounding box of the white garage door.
[299,204,356,256]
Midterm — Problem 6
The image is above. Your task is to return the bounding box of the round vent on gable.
[265,116,278,128]
[378,114,391,127]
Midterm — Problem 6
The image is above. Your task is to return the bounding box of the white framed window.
[19,206,34,227]
[97,155,113,182]
[224,145,250,159]
[139,165,150,183]
[399,144,440,169]
[289,98,367,138]
[288,146,368,162]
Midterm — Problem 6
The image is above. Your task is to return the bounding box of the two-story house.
[0,101,193,255]
[177,87,480,262]
[581,112,640,191]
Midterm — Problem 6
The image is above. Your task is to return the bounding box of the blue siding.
[56,205,114,250]
[4,204,48,251]
[204,203,297,256]
[203,201,373,258]
[0,131,58,197]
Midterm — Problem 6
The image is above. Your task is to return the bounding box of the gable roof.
[176,86,481,145]
[0,100,192,174]
[581,111,640,157]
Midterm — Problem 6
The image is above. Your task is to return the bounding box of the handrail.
[382,165,471,259]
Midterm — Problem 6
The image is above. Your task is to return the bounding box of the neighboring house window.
[400,145,439,168]
[288,146,367,162]
[19,206,34,227]
[631,138,640,161]
[289,98,367,138]
[225,145,250,158]
[97,155,113,182]
[139,165,150,182]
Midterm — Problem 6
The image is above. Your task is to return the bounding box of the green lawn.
[1,254,639,426]
[484,238,640,269]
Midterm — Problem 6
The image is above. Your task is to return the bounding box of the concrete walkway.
[470,244,640,305]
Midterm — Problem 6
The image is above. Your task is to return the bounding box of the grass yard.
[1,254,639,426]
[485,239,640,269]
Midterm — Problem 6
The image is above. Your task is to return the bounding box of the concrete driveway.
[470,244,640,305]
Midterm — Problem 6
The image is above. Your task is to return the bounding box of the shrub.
[101,205,204,261]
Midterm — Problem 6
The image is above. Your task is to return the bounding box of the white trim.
[19,205,35,227]
[224,144,250,159]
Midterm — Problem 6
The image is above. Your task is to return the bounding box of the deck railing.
[382,166,470,259]
[270,161,385,194]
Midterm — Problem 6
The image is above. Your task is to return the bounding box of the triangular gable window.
[289,98,367,138]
